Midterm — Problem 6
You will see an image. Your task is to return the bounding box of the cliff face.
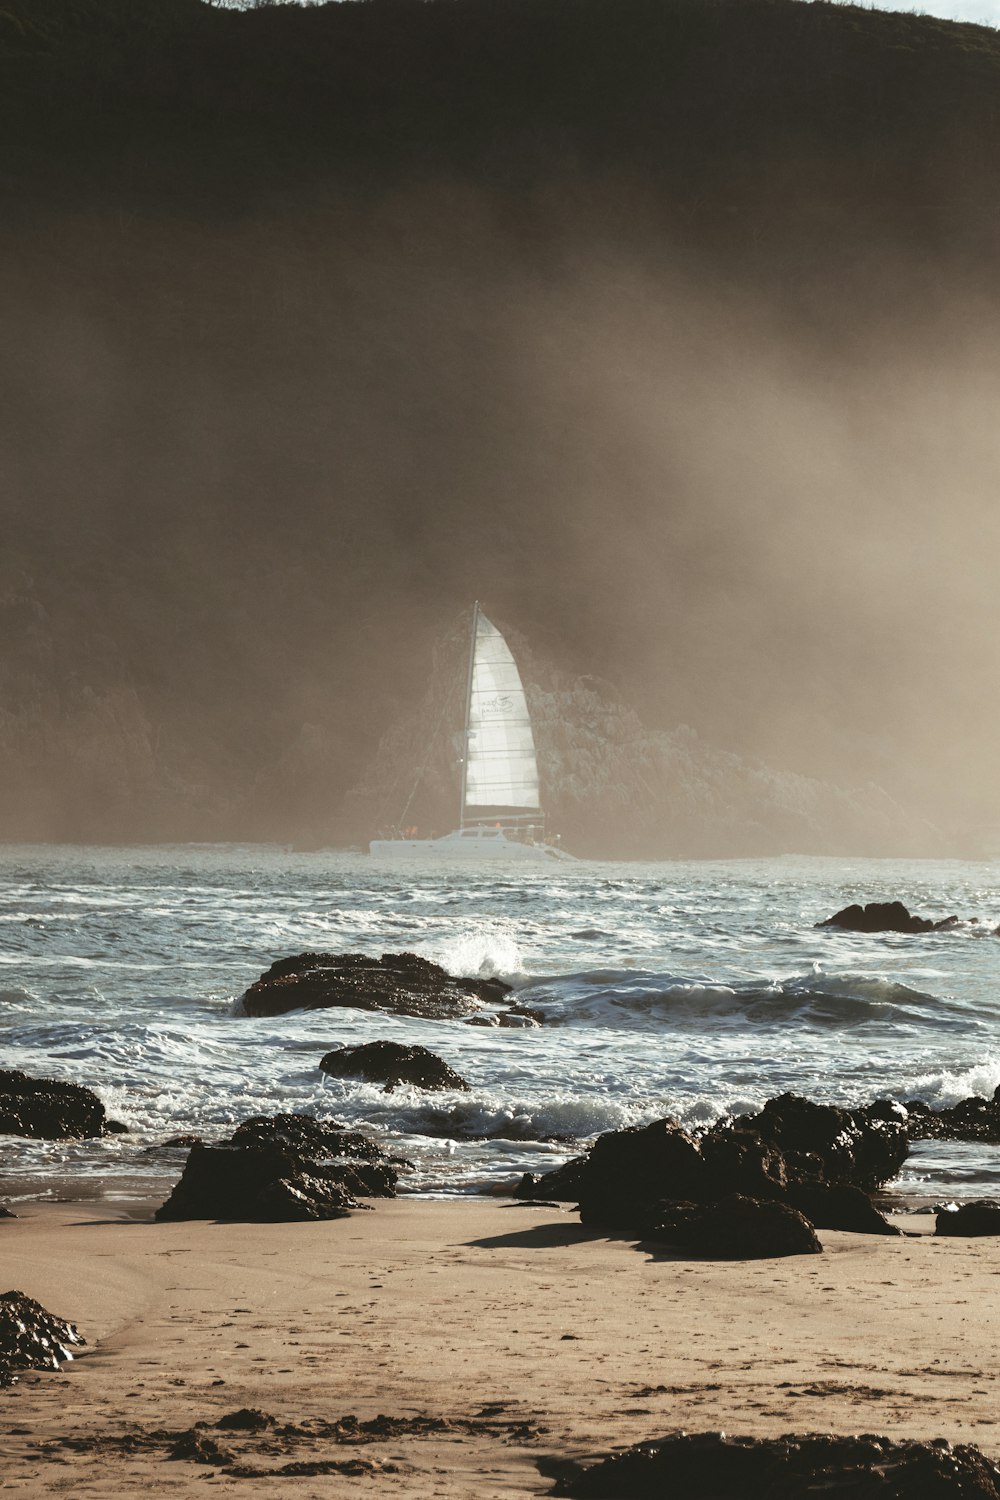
[4,0,1000,848]
[529,680,940,860]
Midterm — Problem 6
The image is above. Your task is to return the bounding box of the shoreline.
[0,1163,959,1215]
[3,1197,999,1495]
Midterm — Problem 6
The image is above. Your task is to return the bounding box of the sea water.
[2,845,1000,1206]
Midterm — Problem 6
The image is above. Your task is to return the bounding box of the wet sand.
[1,1198,999,1495]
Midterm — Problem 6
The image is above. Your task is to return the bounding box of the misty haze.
[10,7,1000,1489]
[4,0,1000,857]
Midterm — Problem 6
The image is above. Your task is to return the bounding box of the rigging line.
[394,670,460,831]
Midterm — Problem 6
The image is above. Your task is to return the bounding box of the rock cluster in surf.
[816,899,994,934]
[0,1069,126,1140]
[517,1093,907,1255]
[238,950,541,1025]
[905,1087,1000,1143]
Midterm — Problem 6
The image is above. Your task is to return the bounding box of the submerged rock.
[0,1069,123,1140]
[319,1041,470,1093]
[155,1112,402,1222]
[552,1431,1000,1498]
[0,1290,85,1388]
[816,900,962,934]
[238,951,513,1021]
[936,1200,1000,1236]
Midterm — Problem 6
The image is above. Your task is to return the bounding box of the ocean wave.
[421,926,528,980]
[380,1093,636,1144]
[516,967,968,1033]
[900,1056,1000,1108]
[0,987,37,1009]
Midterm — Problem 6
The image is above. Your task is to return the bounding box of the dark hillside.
[3,0,1000,850]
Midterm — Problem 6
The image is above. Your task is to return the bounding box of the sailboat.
[369,604,573,861]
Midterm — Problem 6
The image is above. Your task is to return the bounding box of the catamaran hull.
[369,830,574,862]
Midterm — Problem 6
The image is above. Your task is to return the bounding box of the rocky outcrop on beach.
[552,1431,1000,1498]
[0,1291,84,1388]
[155,1142,364,1223]
[783,1181,899,1235]
[517,1093,905,1250]
[816,900,967,934]
[0,1069,126,1140]
[226,1114,397,1170]
[936,1201,1000,1237]
[728,1093,909,1194]
[648,1196,822,1259]
[155,1112,401,1223]
[319,1042,470,1093]
[238,952,517,1023]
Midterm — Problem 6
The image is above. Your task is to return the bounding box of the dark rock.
[576,1118,708,1230]
[907,1087,1000,1144]
[228,1115,401,1196]
[552,1431,1000,1499]
[155,1142,363,1223]
[699,1127,789,1200]
[253,1169,363,1221]
[228,1113,392,1164]
[936,1200,1000,1236]
[0,1069,111,1140]
[0,1207,15,1219]
[649,1195,823,1258]
[730,1092,909,1192]
[144,1134,204,1155]
[168,1430,233,1465]
[514,1157,590,1202]
[319,1041,470,1093]
[495,1003,545,1028]
[239,950,512,1021]
[0,1290,85,1388]
[526,1093,906,1239]
[785,1182,900,1235]
[817,900,961,934]
[154,1112,403,1222]
[864,1096,910,1125]
[215,1408,276,1431]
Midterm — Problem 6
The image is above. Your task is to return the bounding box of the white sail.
[463,610,541,816]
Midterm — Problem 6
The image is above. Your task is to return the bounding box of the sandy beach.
[2,1198,999,1496]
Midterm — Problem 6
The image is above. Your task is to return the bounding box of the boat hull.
[369,829,573,862]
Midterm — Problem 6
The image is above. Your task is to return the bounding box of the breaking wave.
[516,966,973,1034]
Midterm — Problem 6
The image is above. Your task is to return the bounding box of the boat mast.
[458,600,479,830]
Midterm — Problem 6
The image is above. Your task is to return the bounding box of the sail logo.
[481,693,514,716]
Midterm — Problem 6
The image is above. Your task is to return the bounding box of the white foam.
[420,925,528,980]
